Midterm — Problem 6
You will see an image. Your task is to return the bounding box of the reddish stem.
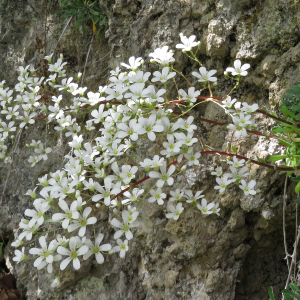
[200,150,297,171]
[196,96,293,126]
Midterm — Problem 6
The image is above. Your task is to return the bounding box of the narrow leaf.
[277,139,292,147]
[268,286,275,300]
[282,289,300,300]
[269,155,289,162]
[280,105,296,118]
[290,282,300,292]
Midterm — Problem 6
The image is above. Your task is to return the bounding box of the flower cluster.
[5,33,258,287]
[222,96,259,138]
[211,156,256,195]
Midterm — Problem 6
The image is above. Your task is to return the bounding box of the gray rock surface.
[0,0,300,299]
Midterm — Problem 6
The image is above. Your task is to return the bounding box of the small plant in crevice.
[269,284,300,300]
[267,81,300,297]
[56,0,108,36]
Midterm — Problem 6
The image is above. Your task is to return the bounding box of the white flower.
[92,177,121,206]
[228,166,249,182]
[51,277,60,288]
[166,203,184,220]
[111,211,140,240]
[83,233,112,264]
[25,187,37,199]
[214,175,235,193]
[169,189,184,202]
[1,106,19,119]
[110,67,120,76]
[239,180,256,195]
[13,247,27,263]
[18,223,40,241]
[113,239,129,258]
[178,116,197,132]
[176,33,200,52]
[227,119,248,138]
[241,102,259,114]
[87,92,105,105]
[211,202,220,216]
[121,56,144,71]
[0,121,16,137]
[221,96,237,110]
[68,134,83,150]
[197,198,214,214]
[137,115,164,141]
[184,190,204,204]
[149,46,175,66]
[225,60,250,76]
[228,156,245,168]
[91,104,108,123]
[105,83,128,101]
[44,53,53,62]
[122,188,144,204]
[116,119,141,141]
[192,67,217,82]
[143,85,166,103]
[28,155,41,167]
[128,70,151,83]
[68,207,97,237]
[185,151,201,166]
[29,236,62,273]
[151,67,176,83]
[24,199,49,227]
[148,188,166,205]
[124,82,147,100]
[120,165,138,184]
[160,135,182,157]
[52,200,80,229]
[211,166,223,177]
[107,141,124,157]
[57,237,88,270]
[178,87,200,103]
[149,161,176,187]
[150,155,164,168]
[11,239,24,248]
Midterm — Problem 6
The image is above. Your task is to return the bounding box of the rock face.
[0,0,300,299]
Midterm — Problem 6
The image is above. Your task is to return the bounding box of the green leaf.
[283,124,300,136]
[280,105,296,118]
[268,286,275,300]
[277,139,292,147]
[282,289,300,300]
[269,155,290,162]
[296,181,300,194]
[295,197,300,204]
[290,283,300,292]
[232,146,237,154]
[292,177,300,182]
[272,127,293,134]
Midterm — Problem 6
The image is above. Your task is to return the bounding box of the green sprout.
[56,0,108,36]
